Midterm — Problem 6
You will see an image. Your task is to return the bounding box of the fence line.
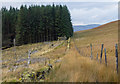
[73,38,118,74]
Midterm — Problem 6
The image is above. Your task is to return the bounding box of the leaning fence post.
[28,50,31,65]
[100,44,104,63]
[104,48,107,66]
[115,44,118,74]
[90,44,93,60]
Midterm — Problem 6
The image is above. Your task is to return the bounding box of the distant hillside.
[73,24,100,32]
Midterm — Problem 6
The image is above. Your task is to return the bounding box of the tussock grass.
[2,40,67,82]
[2,20,119,82]
[46,20,119,82]
[47,47,118,82]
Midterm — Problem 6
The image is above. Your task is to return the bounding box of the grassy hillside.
[2,20,119,82]
[46,20,119,82]
[2,40,68,82]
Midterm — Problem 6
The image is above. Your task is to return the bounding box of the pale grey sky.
[0,1,119,25]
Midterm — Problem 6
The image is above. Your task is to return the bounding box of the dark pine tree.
[2,4,73,47]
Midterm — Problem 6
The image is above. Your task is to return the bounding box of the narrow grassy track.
[46,20,119,82]
[2,20,119,82]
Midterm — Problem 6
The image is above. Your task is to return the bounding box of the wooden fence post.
[104,48,107,66]
[13,38,16,53]
[28,50,31,65]
[90,44,93,60]
[13,38,16,65]
[96,52,98,61]
[115,44,118,74]
[100,44,104,63]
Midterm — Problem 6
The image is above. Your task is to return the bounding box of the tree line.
[2,4,73,48]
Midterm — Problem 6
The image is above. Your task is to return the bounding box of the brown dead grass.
[46,20,119,82]
[2,40,67,82]
[47,45,118,82]
[73,20,118,76]
[2,20,119,82]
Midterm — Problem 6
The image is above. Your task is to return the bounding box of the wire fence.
[73,38,118,74]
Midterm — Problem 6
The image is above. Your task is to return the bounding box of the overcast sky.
[0,0,119,25]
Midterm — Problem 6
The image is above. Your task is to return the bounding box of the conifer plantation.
[2,4,73,48]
